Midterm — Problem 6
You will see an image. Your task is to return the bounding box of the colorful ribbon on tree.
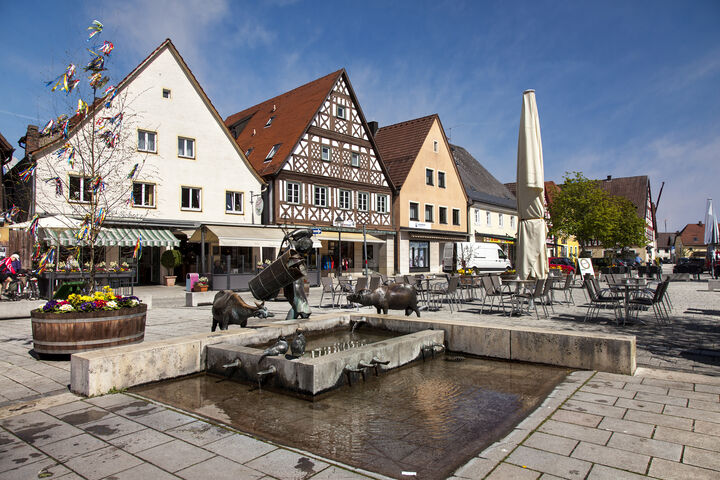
[26,215,39,239]
[55,143,76,168]
[40,119,54,135]
[87,20,103,40]
[19,165,36,182]
[95,208,106,227]
[45,177,63,196]
[36,248,55,274]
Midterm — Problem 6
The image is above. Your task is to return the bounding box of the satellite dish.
[254,197,264,217]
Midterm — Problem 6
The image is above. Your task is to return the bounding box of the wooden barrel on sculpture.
[31,304,147,355]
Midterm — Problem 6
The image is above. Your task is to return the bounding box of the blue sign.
[312,228,322,235]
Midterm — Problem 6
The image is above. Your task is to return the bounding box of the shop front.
[315,229,391,276]
[400,229,469,274]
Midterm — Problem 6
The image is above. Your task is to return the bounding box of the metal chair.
[511,278,547,319]
[583,277,623,323]
[319,277,340,308]
[431,276,461,312]
[481,275,513,314]
[368,275,381,292]
[551,274,574,304]
[629,280,670,325]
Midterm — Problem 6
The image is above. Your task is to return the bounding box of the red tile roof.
[374,114,437,188]
[678,222,718,246]
[224,70,343,177]
[597,175,649,220]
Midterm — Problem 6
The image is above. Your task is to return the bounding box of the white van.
[442,242,512,273]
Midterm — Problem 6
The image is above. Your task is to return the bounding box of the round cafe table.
[608,279,648,324]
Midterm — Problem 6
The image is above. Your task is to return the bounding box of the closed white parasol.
[516,90,549,280]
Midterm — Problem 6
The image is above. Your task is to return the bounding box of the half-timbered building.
[225,69,396,276]
[374,114,469,274]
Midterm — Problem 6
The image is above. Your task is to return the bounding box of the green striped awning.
[45,227,179,247]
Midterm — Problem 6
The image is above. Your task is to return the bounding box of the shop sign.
[409,221,431,230]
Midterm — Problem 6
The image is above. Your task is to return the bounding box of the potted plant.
[31,286,146,355]
[161,249,182,286]
[194,276,209,292]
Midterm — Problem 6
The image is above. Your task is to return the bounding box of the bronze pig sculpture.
[211,290,270,331]
[347,283,420,317]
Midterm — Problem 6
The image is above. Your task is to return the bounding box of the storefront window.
[410,241,429,271]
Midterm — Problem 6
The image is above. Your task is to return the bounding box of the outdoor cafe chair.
[540,276,556,315]
[551,274,574,305]
[629,279,670,325]
[368,275,381,293]
[431,275,461,312]
[481,275,512,314]
[319,277,340,308]
[583,277,622,323]
[511,278,547,319]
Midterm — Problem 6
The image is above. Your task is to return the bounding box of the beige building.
[374,114,468,273]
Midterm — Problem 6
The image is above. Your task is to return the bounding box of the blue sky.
[1,0,719,232]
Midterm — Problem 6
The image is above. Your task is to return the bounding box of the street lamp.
[335,214,343,277]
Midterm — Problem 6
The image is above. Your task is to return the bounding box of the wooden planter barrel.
[31,304,147,355]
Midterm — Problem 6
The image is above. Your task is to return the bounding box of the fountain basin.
[207,328,444,396]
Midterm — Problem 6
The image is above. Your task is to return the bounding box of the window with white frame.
[181,186,201,211]
[286,182,301,204]
[313,186,328,207]
[439,206,447,224]
[486,211,492,226]
[425,204,434,223]
[433,140,439,152]
[225,191,243,214]
[336,105,345,119]
[138,130,156,153]
[178,137,194,158]
[358,192,368,211]
[376,194,388,213]
[510,216,516,228]
[339,189,352,210]
[351,152,359,167]
[265,143,281,162]
[409,202,419,221]
[499,213,504,227]
[438,171,446,188]
[69,175,92,203]
[425,168,434,186]
[265,116,275,127]
[321,146,331,161]
[132,182,155,207]
[475,209,481,224]
[452,208,460,226]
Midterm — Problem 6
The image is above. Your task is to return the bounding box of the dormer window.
[265,116,275,127]
[245,147,253,157]
[265,143,281,162]
[336,105,345,119]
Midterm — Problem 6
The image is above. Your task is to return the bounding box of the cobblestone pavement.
[1,274,719,478]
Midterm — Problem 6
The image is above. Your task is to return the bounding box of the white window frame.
[486,211,492,226]
[132,181,155,208]
[409,202,419,221]
[138,130,156,153]
[313,185,328,207]
[475,209,481,224]
[286,182,301,204]
[351,152,359,167]
[439,206,448,224]
[336,105,345,119]
[321,146,331,161]
[68,175,92,203]
[424,204,434,223]
[438,171,446,188]
[357,192,368,212]
[452,208,461,226]
[225,191,244,214]
[510,216,516,228]
[178,137,195,159]
[433,140,439,152]
[499,213,504,227]
[376,194,388,213]
[339,189,352,210]
[425,168,434,186]
[265,143,281,162]
[181,186,202,211]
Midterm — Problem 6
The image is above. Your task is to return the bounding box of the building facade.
[374,115,468,274]
[225,69,395,276]
[16,39,265,283]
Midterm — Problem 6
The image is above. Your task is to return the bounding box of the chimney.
[606,175,612,181]
[24,125,39,154]
[367,121,378,137]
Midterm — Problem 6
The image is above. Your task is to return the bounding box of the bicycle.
[1,272,40,301]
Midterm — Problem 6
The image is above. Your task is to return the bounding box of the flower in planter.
[38,286,142,313]
[197,276,209,286]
